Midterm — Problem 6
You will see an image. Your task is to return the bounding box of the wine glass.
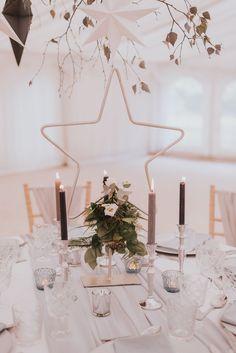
[196,239,227,307]
[32,224,57,261]
[196,239,225,282]
[44,279,76,338]
[221,257,236,302]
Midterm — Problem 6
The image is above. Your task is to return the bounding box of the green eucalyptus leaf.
[84,248,97,269]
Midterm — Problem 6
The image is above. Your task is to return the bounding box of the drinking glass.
[32,224,57,260]
[0,238,19,265]
[44,280,74,338]
[196,239,225,281]
[167,293,197,339]
[180,273,208,307]
[221,257,236,302]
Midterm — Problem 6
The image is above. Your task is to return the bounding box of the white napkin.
[221,302,236,326]
[0,331,13,353]
[113,333,174,353]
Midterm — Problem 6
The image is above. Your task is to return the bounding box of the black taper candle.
[179,178,185,225]
[59,186,68,240]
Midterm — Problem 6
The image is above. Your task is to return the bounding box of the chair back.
[23,181,91,234]
[209,185,224,237]
[209,185,236,246]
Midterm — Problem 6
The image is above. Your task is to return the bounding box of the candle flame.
[60,184,65,191]
[103,170,108,176]
[56,172,60,180]
[181,177,186,183]
[151,178,155,192]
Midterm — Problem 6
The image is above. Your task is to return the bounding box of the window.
[218,81,236,156]
[162,77,207,154]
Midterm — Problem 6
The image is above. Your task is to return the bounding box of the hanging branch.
[33,0,221,95]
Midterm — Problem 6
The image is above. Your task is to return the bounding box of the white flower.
[103,203,118,217]
[117,188,131,202]
[122,181,131,188]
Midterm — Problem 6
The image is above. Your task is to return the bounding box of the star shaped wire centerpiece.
[41,68,184,219]
[2,0,33,65]
[80,0,157,57]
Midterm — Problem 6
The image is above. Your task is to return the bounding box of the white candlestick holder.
[177,224,185,273]
[140,244,162,310]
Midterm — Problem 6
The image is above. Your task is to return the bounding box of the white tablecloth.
[2,244,236,353]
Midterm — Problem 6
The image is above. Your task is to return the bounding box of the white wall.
[0,51,63,174]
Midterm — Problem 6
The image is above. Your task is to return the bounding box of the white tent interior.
[0,0,235,238]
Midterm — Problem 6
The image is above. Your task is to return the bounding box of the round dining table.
[1,238,236,353]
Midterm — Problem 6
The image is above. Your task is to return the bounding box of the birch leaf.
[50,9,56,18]
[141,82,150,93]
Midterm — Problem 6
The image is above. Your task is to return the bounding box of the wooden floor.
[0,156,236,238]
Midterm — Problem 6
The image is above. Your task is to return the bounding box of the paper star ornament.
[80,0,157,56]
[41,68,184,218]
[0,10,23,46]
[2,0,33,65]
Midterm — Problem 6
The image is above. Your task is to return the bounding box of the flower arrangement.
[83,178,147,269]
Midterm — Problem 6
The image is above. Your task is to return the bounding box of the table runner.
[3,244,236,353]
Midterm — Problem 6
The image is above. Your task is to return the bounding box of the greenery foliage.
[82,179,147,269]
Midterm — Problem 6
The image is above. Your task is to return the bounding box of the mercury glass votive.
[162,270,183,293]
[125,256,142,273]
[34,268,56,290]
[92,288,111,317]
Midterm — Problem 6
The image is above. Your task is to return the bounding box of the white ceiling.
[0,0,235,71]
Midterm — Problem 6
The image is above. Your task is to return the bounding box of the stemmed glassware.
[44,278,77,339]
[196,238,227,307]
[140,244,162,310]
[221,256,236,302]
[196,239,225,282]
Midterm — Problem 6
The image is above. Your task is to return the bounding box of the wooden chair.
[23,181,92,234]
[209,185,224,237]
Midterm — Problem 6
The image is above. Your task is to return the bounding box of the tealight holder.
[92,288,111,317]
[67,247,81,266]
[125,256,142,274]
[162,270,183,293]
[34,268,56,290]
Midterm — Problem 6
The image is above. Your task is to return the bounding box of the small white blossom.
[122,181,131,188]
[103,203,118,217]
[117,188,131,202]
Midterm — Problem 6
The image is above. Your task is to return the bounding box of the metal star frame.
[41,68,184,218]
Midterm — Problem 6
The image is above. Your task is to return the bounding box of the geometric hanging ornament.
[2,0,33,65]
